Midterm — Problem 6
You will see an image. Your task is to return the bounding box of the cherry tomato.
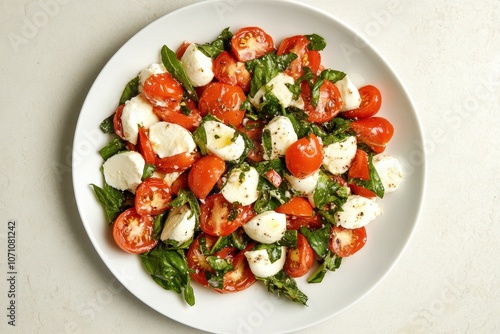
[188,155,226,199]
[231,26,275,62]
[113,104,126,140]
[170,172,188,195]
[329,225,367,257]
[348,183,377,199]
[264,169,282,188]
[153,99,202,132]
[142,72,184,108]
[155,152,200,173]
[135,178,172,216]
[285,134,323,178]
[176,41,190,59]
[286,214,323,230]
[214,51,251,92]
[301,80,343,123]
[112,208,158,254]
[275,197,313,217]
[137,127,156,164]
[303,50,321,76]
[238,120,264,162]
[348,149,370,181]
[350,117,394,153]
[187,233,217,287]
[198,82,246,127]
[277,35,309,79]
[341,85,382,119]
[220,245,256,293]
[200,194,256,236]
[284,233,314,278]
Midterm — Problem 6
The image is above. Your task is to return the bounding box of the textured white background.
[1,0,499,333]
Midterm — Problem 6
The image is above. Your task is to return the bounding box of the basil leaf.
[320,69,346,83]
[321,117,353,146]
[197,27,233,58]
[246,52,297,97]
[119,76,139,104]
[277,230,298,248]
[90,183,125,223]
[99,115,114,134]
[206,256,234,289]
[142,163,156,180]
[169,189,201,226]
[349,152,385,198]
[313,170,349,210]
[254,243,283,263]
[98,138,126,161]
[307,251,342,283]
[161,45,198,101]
[152,212,166,240]
[261,129,273,159]
[305,33,326,51]
[256,271,308,306]
[300,226,330,258]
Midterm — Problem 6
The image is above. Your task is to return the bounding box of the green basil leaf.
[254,243,283,263]
[142,163,156,180]
[169,189,201,226]
[277,230,298,248]
[246,52,297,97]
[152,212,166,240]
[349,152,385,198]
[98,138,126,161]
[307,250,342,283]
[161,45,198,101]
[119,76,139,104]
[256,271,308,306]
[99,115,114,134]
[299,226,330,259]
[90,183,125,223]
[262,129,273,159]
[305,33,326,51]
[320,69,346,83]
[197,27,233,58]
[313,170,349,210]
[206,256,234,289]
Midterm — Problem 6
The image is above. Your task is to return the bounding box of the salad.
[91,26,403,306]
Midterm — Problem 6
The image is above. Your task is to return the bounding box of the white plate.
[72,0,426,333]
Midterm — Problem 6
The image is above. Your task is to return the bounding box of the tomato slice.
[170,172,188,195]
[276,35,309,79]
[198,82,246,127]
[188,155,226,199]
[348,183,377,199]
[285,134,323,178]
[220,246,256,293]
[348,149,370,181]
[350,117,394,153]
[341,85,382,119]
[214,51,251,92]
[135,178,172,216]
[142,72,184,108]
[155,152,200,173]
[200,194,256,236]
[329,225,367,257]
[286,214,322,230]
[112,208,158,254]
[284,233,314,278]
[137,127,156,164]
[303,50,321,76]
[231,26,275,62]
[301,80,343,123]
[113,104,126,140]
[275,197,313,217]
[187,233,216,287]
[153,99,202,132]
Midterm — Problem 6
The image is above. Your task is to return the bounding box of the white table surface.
[1,0,499,333]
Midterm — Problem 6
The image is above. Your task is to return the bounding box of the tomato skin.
[188,155,226,199]
[277,35,309,79]
[284,233,314,278]
[348,149,370,181]
[135,178,172,216]
[285,134,323,178]
[176,41,190,59]
[348,183,377,199]
[286,214,322,230]
[304,50,321,76]
[137,127,156,164]
[198,82,246,127]
[142,72,184,108]
[113,104,126,140]
[170,172,188,195]
[341,85,382,119]
[153,99,202,132]
[200,194,256,237]
[350,117,394,153]
[238,120,264,162]
[231,26,275,62]
[112,208,158,254]
[219,245,256,293]
[329,226,367,257]
[214,51,251,92]
[276,197,313,217]
[155,152,200,173]
[187,233,217,287]
[301,80,343,123]
[264,169,282,188]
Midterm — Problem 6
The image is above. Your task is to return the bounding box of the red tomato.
[348,183,377,199]
[135,178,172,216]
[198,82,246,127]
[285,134,323,178]
[176,41,190,59]
[155,152,200,173]
[277,35,309,79]
[231,26,275,62]
[348,149,370,181]
[188,155,226,199]
[275,197,313,217]
[301,80,343,123]
[112,208,158,254]
[284,233,314,278]
[350,117,394,153]
[341,85,382,119]
[187,233,256,292]
[214,51,251,92]
[264,169,282,188]
[200,194,255,236]
[113,104,125,140]
[286,214,323,230]
[170,172,188,195]
[238,120,264,162]
[329,225,367,257]
[153,99,202,132]
[303,50,321,76]
[137,127,156,164]
[142,72,184,108]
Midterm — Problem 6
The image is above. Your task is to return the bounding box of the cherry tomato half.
[135,178,172,216]
[113,104,126,140]
[198,82,246,127]
[285,134,323,178]
[112,208,158,254]
[284,233,314,278]
[153,99,202,132]
[350,117,394,153]
[231,26,275,62]
[155,152,200,173]
[348,149,370,181]
[137,127,156,164]
[188,155,226,199]
[301,80,343,123]
[341,85,382,119]
[142,72,184,108]
[275,197,314,217]
[214,51,251,92]
[329,225,367,257]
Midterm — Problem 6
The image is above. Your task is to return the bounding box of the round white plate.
[72,0,426,333]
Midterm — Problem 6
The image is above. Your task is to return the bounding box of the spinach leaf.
[305,33,326,51]
[99,115,114,134]
[246,52,297,97]
[161,45,198,101]
[349,152,385,198]
[141,246,195,306]
[98,138,126,161]
[119,76,139,104]
[307,250,342,283]
[256,271,308,306]
[90,182,125,223]
[197,27,233,58]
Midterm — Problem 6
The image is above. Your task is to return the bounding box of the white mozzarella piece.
[180,43,214,87]
[285,170,319,196]
[220,166,260,206]
[138,63,167,92]
[262,116,298,160]
[249,73,304,109]
[373,154,403,193]
[243,211,287,244]
[160,205,196,244]
[335,75,362,111]
[148,121,196,158]
[244,246,287,278]
[102,151,145,193]
[335,195,382,229]
[204,120,245,161]
[120,95,159,145]
[322,136,357,175]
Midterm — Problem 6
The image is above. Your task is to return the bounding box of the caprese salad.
[92,26,403,306]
